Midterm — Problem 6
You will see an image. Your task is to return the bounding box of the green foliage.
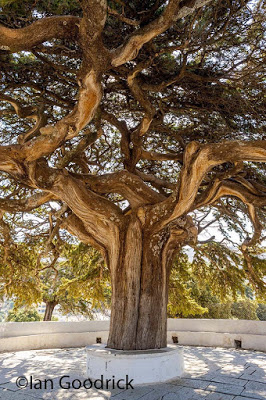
[0,235,43,307]
[0,0,81,18]
[44,243,111,318]
[168,252,208,318]
[168,281,208,318]
[204,302,232,320]
[168,252,262,320]
[243,254,266,295]
[6,307,41,322]
[0,222,111,320]
[186,285,232,319]
[256,304,266,321]
[231,299,258,321]
[191,243,246,300]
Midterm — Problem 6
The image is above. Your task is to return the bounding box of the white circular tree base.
[86,344,184,385]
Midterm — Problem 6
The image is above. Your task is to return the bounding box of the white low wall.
[168,319,266,352]
[0,320,109,338]
[0,319,265,353]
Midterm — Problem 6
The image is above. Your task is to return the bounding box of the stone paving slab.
[206,393,234,400]
[0,387,42,400]
[234,398,263,400]
[207,383,243,396]
[240,380,266,400]
[0,346,265,399]
[210,376,248,387]
[174,378,211,390]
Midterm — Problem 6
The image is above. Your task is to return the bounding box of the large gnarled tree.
[0,0,265,350]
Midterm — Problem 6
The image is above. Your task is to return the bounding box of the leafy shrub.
[6,308,41,322]
[231,299,258,320]
[256,304,266,321]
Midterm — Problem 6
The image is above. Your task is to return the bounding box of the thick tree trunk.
[107,215,175,350]
[43,301,57,321]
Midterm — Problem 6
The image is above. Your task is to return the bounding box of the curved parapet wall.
[0,319,265,353]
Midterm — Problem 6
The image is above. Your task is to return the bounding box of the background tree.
[168,251,264,319]
[0,215,110,321]
[0,0,265,350]
[40,243,110,321]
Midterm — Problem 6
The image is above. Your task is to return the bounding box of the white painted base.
[86,344,184,385]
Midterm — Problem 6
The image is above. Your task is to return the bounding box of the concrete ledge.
[0,331,109,352]
[0,320,110,338]
[168,318,266,335]
[86,344,184,385]
[167,331,266,352]
[0,319,265,353]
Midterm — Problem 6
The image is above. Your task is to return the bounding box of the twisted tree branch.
[0,16,80,52]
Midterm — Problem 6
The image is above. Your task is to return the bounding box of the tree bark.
[43,301,57,321]
[107,214,176,350]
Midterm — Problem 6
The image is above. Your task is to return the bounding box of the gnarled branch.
[72,169,165,208]
[149,140,266,231]
[39,169,123,250]
[0,16,80,52]
[0,192,54,213]
[0,92,47,143]
[111,0,213,66]
[62,213,107,257]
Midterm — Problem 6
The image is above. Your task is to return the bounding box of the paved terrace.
[0,346,265,400]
